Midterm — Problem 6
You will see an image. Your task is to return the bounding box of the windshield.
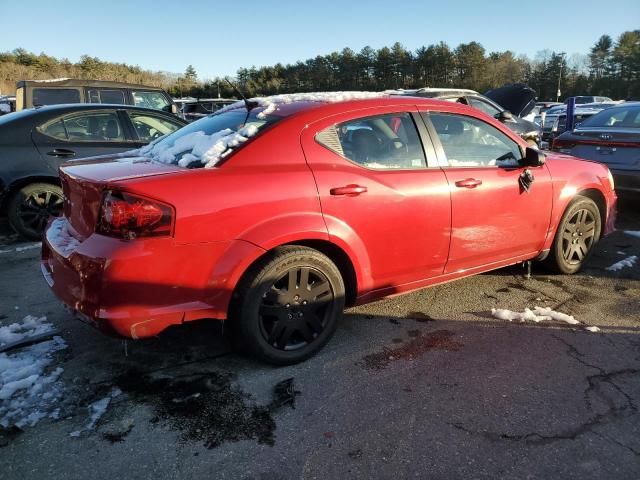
[141,105,281,168]
[578,106,640,129]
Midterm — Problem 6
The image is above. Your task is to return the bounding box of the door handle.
[454,178,482,188]
[47,149,76,158]
[330,184,368,196]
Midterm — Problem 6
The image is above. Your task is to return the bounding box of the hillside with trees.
[1,30,638,101]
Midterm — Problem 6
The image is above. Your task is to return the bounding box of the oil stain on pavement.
[360,329,463,370]
[114,369,299,449]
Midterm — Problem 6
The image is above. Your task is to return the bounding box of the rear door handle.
[454,178,482,188]
[47,148,76,158]
[330,184,368,196]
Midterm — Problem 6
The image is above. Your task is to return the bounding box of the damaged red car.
[41,93,617,364]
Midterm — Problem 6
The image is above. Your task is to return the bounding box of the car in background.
[0,95,15,115]
[566,95,613,105]
[0,103,186,239]
[552,102,640,194]
[15,79,178,114]
[392,85,542,146]
[541,103,616,145]
[179,98,237,122]
[40,93,616,364]
[531,102,563,125]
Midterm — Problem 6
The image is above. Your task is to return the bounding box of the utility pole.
[556,53,566,102]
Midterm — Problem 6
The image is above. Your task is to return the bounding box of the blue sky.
[2,0,639,79]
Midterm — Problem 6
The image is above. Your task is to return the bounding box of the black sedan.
[552,103,640,195]
[0,104,186,238]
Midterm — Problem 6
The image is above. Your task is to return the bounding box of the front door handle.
[455,178,482,188]
[47,149,76,158]
[330,184,368,196]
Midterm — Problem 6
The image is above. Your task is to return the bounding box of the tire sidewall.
[551,196,601,274]
[8,183,63,240]
[237,249,345,365]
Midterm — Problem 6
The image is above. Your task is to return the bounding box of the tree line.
[1,30,638,102]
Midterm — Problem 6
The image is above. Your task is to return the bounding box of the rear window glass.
[578,106,640,128]
[33,88,80,106]
[142,106,281,168]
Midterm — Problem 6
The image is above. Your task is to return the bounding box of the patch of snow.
[0,316,67,428]
[617,251,626,255]
[624,231,640,239]
[585,326,601,333]
[69,388,122,437]
[606,255,637,272]
[46,218,80,256]
[0,243,41,255]
[491,306,579,325]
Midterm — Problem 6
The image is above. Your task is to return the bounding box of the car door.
[32,109,136,161]
[422,110,552,274]
[301,107,451,293]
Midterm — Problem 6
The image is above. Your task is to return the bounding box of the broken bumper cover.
[41,217,264,339]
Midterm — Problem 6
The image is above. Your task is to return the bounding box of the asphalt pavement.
[0,201,639,480]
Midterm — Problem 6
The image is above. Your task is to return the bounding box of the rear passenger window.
[87,89,126,104]
[316,113,426,169]
[33,88,80,106]
[39,111,125,142]
[427,113,522,167]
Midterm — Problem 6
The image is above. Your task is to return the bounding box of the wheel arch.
[577,188,607,230]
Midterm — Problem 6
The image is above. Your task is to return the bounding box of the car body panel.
[41,96,617,340]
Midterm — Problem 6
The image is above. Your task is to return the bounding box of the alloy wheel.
[258,266,334,351]
[561,208,597,265]
[17,190,63,236]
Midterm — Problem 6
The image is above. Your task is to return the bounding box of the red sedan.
[41,93,617,364]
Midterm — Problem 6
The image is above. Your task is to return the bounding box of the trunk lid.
[484,84,537,117]
[59,156,182,239]
[567,128,640,171]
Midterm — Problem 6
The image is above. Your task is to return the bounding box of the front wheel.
[231,246,345,365]
[546,195,601,274]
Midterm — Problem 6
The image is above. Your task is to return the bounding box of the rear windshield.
[142,105,281,168]
[578,106,640,128]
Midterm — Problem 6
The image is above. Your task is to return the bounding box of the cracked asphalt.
[1,199,639,480]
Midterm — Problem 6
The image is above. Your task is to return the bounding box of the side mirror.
[170,104,178,115]
[521,146,545,167]
[495,110,514,121]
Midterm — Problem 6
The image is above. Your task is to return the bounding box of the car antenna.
[224,77,258,112]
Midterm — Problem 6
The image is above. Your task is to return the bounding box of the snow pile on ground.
[491,307,579,324]
[624,231,640,239]
[491,306,605,333]
[69,388,121,437]
[606,255,637,272]
[0,243,41,255]
[0,316,67,428]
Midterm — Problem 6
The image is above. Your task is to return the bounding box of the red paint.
[42,97,617,339]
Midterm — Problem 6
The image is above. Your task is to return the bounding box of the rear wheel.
[546,195,601,274]
[7,183,63,240]
[231,246,345,365]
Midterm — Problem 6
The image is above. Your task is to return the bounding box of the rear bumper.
[41,217,265,339]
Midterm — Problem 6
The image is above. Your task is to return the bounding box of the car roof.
[390,87,480,97]
[16,78,166,90]
[28,103,178,115]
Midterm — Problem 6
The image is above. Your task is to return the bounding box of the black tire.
[231,246,345,365]
[7,183,64,240]
[545,195,601,274]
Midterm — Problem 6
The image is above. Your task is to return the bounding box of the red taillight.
[97,191,173,239]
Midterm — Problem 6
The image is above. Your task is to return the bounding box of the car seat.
[104,119,120,140]
[351,129,380,163]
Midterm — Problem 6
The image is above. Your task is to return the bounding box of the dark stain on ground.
[0,426,22,448]
[348,448,363,459]
[114,370,299,449]
[0,314,7,321]
[405,311,435,323]
[407,329,420,338]
[392,338,403,344]
[496,288,510,293]
[389,318,400,325]
[614,284,629,292]
[361,330,463,370]
[102,424,134,443]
